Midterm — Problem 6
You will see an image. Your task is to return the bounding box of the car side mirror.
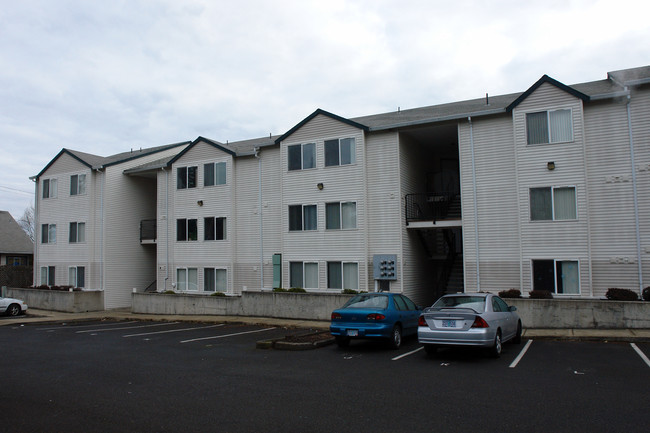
[509,306,517,312]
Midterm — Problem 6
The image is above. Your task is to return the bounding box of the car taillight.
[471,316,489,328]
[331,312,342,320]
[418,316,427,326]
[366,313,385,321]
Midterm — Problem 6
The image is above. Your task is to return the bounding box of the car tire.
[424,344,437,356]
[512,321,522,344]
[489,330,502,358]
[335,336,350,347]
[389,325,402,349]
[6,304,21,317]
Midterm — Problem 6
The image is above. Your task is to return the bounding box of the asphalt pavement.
[3,307,650,342]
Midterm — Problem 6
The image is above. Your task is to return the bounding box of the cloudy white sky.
[1,0,648,220]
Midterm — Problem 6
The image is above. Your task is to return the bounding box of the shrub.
[498,289,521,298]
[605,288,638,301]
[529,290,553,299]
[210,292,226,297]
[272,287,287,292]
[643,287,650,302]
[162,290,176,295]
[287,287,307,293]
[342,289,359,294]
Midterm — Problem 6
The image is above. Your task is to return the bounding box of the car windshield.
[431,296,486,313]
[343,294,388,310]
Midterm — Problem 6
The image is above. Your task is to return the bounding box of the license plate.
[442,320,456,328]
[347,330,359,337]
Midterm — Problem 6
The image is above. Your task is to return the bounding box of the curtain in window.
[341,202,356,229]
[343,263,358,290]
[290,262,303,288]
[215,269,227,292]
[177,269,187,291]
[49,225,56,243]
[526,112,549,144]
[302,143,315,169]
[78,223,85,243]
[553,187,576,220]
[216,162,226,185]
[304,263,318,288]
[549,109,572,143]
[69,267,77,287]
[303,205,317,230]
[557,261,579,294]
[188,268,198,291]
[530,188,552,220]
[40,267,48,285]
[340,138,355,165]
[328,262,342,289]
[326,203,340,229]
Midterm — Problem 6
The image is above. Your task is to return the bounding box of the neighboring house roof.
[0,211,33,255]
[33,141,190,180]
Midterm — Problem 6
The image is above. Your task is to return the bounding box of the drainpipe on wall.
[625,88,644,295]
[31,177,38,285]
[468,117,480,291]
[255,147,264,289]
[96,168,104,291]
[163,167,169,291]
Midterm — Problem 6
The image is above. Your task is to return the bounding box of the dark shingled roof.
[0,211,33,254]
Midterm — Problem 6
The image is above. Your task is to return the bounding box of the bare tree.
[18,203,36,242]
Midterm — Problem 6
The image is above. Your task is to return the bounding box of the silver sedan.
[418,293,521,357]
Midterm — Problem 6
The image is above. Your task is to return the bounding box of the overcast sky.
[1,0,648,220]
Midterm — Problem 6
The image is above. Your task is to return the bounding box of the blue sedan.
[330,293,422,349]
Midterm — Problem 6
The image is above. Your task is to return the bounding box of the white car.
[0,296,28,316]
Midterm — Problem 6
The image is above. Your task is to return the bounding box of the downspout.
[625,87,644,295]
[255,147,264,289]
[468,117,480,291]
[96,168,104,291]
[31,177,38,285]
[164,167,169,291]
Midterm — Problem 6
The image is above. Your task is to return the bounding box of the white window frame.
[40,266,55,286]
[204,216,227,241]
[203,267,227,292]
[177,218,198,241]
[287,143,316,171]
[204,162,227,187]
[69,222,86,243]
[42,178,58,199]
[326,261,359,290]
[531,259,580,295]
[530,186,577,221]
[325,201,357,230]
[324,137,356,167]
[289,261,319,289]
[288,204,317,232]
[68,266,85,288]
[177,166,198,189]
[70,174,86,196]
[41,224,56,244]
[176,267,198,291]
[526,108,573,145]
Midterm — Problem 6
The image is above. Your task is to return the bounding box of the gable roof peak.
[506,74,590,112]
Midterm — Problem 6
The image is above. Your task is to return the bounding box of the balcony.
[140,219,157,244]
[405,193,461,227]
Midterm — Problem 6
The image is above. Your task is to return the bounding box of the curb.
[257,331,335,350]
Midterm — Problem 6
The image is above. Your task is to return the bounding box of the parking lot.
[1,319,648,432]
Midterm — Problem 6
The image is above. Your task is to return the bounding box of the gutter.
[367,108,507,133]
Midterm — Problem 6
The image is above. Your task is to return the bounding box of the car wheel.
[489,331,502,358]
[6,304,21,316]
[389,325,402,349]
[424,344,437,356]
[512,321,522,344]
[335,336,350,347]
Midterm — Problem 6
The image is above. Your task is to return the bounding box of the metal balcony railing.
[140,219,157,242]
[405,193,459,224]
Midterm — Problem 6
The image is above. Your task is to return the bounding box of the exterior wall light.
[197,200,204,206]
[317,183,324,190]
[547,162,555,171]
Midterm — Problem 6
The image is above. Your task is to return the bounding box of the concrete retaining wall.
[6,287,104,313]
[507,298,650,329]
[132,292,242,316]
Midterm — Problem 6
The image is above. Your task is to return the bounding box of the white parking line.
[180,327,276,343]
[76,322,179,333]
[630,343,650,368]
[509,339,533,368]
[123,324,225,338]
[392,346,424,361]
[38,321,138,331]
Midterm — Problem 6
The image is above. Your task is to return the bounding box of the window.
[177,166,197,189]
[288,143,316,171]
[42,178,57,199]
[68,266,85,288]
[204,162,227,186]
[204,217,226,241]
[289,262,318,289]
[70,174,86,196]
[526,109,572,144]
[325,202,356,230]
[204,268,227,292]
[40,266,55,286]
[532,260,579,294]
[41,224,56,244]
[327,261,358,290]
[530,187,576,221]
[7,256,27,266]
[288,205,317,231]
[177,219,198,241]
[325,138,355,167]
[69,222,85,243]
[177,268,198,291]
